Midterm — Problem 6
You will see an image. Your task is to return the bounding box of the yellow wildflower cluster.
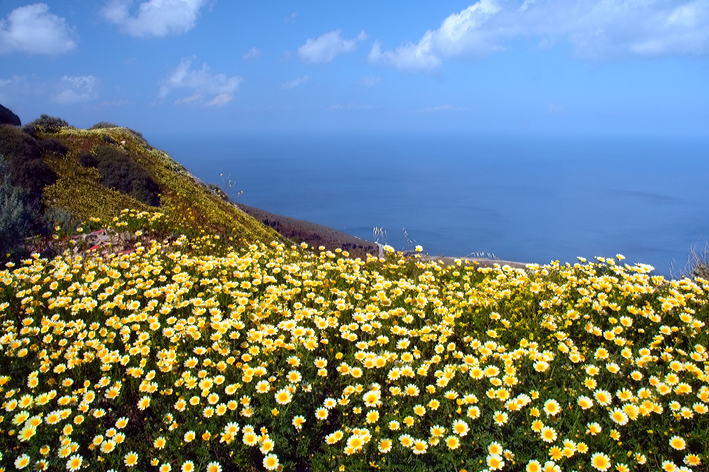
[0,218,707,472]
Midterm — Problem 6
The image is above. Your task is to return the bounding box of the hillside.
[41,125,279,243]
[1,117,386,260]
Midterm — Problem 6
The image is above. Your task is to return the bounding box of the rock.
[0,104,21,126]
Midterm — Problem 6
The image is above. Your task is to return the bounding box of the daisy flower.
[591,452,611,471]
[263,454,279,471]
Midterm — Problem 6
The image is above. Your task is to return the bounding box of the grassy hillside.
[39,125,279,244]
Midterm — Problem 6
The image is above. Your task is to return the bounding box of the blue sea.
[150,133,709,276]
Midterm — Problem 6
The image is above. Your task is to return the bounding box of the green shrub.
[102,134,118,145]
[0,125,42,162]
[22,114,70,135]
[0,125,58,211]
[94,145,161,207]
[90,121,119,129]
[39,137,69,156]
[0,155,33,261]
[77,150,99,167]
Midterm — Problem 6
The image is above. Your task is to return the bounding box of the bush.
[0,155,33,261]
[0,126,58,209]
[22,114,70,135]
[90,121,119,129]
[77,150,99,167]
[39,137,69,156]
[94,145,161,207]
[102,134,118,145]
[0,125,42,162]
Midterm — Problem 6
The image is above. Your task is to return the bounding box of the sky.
[1,0,709,138]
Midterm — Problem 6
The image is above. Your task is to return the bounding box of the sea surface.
[151,133,709,276]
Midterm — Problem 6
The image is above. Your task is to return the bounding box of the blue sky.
[1,0,708,138]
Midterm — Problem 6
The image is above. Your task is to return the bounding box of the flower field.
[1,211,707,472]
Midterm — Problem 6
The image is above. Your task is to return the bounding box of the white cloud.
[206,93,232,107]
[52,76,97,104]
[369,0,709,71]
[242,47,261,60]
[0,4,77,55]
[174,94,202,105]
[281,75,309,89]
[100,0,209,37]
[298,29,367,63]
[284,12,298,23]
[358,75,382,88]
[160,58,242,106]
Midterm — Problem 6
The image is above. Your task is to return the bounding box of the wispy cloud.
[369,0,709,71]
[284,12,298,23]
[358,76,382,88]
[101,0,210,37]
[298,30,367,63]
[242,47,261,60]
[205,93,232,107]
[159,58,242,106]
[0,4,77,55]
[0,75,37,103]
[281,75,309,89]
[52,76,98,104]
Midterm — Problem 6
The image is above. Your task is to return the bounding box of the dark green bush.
[102,134,118,145]
[94,145,161,207]
[77,150,98,167]
[0,126,58,207]
[39,137,68,156]
[22,114,70,135]
[0,125,42,162]
[0,155,34,262]
[90,121,119,129]
[10,158,58,194]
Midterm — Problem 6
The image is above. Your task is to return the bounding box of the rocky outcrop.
[0,104,21,126]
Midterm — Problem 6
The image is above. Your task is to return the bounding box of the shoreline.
[236,202,527,268]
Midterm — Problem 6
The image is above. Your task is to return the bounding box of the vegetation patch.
[89,145,161,207]
[0,210,706,472]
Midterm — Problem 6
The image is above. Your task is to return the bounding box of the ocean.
[150,133,709,276]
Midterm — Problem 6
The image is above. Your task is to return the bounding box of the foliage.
[0,155,34,262]
[0,124,43,162]
[42,126,280,245]
[0,125,59,193]
[77,150,99,168]
[0,212,707,472]
[39,137,69,157]
[92,145,161,207]
[22,114,71,135]
[90,122,120,130]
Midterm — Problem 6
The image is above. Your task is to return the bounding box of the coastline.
[236,202,526,269]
